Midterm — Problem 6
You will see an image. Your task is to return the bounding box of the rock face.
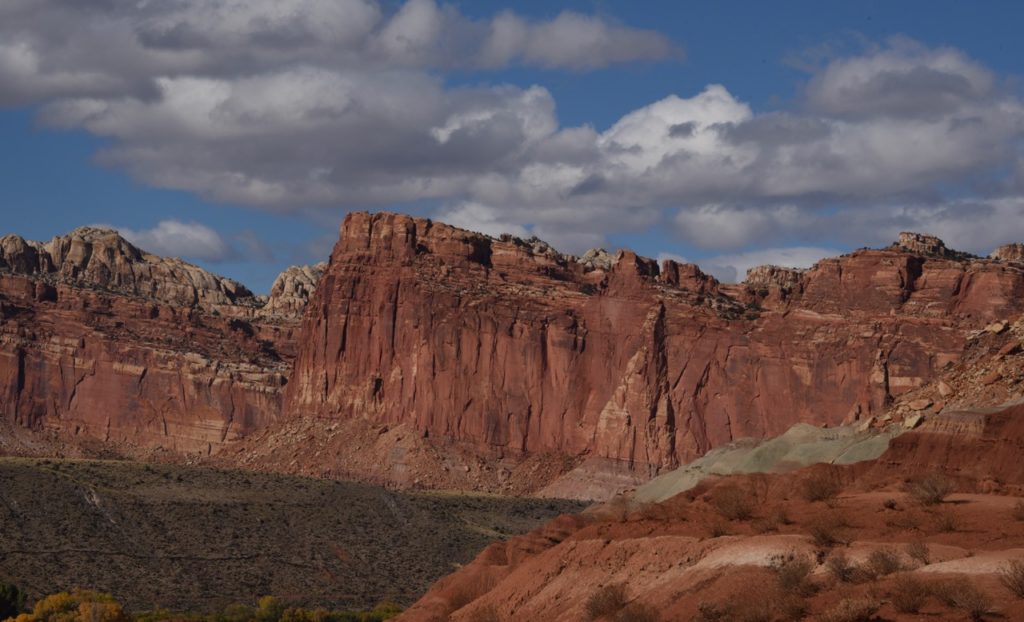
[0,228,321,455]
[991,243,1024,263]
[0,228,258,311]
[744,264,804,290]
[279,214,1024,489]
[261,262,328,318]
[894,231,953,257]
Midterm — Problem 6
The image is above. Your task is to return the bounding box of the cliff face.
[282,212,1024,482]
[0,228,319,455]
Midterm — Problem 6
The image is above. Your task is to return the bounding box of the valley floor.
[0,458,584,613]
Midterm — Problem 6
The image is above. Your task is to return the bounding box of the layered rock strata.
[280,212,1024,486]
[0,228,319,454]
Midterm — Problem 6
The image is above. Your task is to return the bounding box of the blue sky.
[3,0,1024,290]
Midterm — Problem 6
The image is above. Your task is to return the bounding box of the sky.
[3,1,1024,291]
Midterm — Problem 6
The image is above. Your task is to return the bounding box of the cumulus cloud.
[0,0,675,106]
[117,220,231,262]
[3,3,1024,259]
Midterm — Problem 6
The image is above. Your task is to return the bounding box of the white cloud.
[117,220,231,262]
[4,3,1024,258]
[436,202,529,238]
[0,0,675,108]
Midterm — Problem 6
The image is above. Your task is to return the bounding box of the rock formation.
[744,264,804,290]
[271,212,1024,493]
[894,231,953,257]
[0,228,257,311]
[0,228,322,455]
[260,262,328,318]
[991,243,1024,263]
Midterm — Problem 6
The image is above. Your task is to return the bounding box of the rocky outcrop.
[273,213,1024,492]
[894,231,953,257]
[0,228,323,455]
[867,402,1024,489]
[991,243,1024,263]
[260,262,328,318]
[744,264,804,290]
[0,228,259,312]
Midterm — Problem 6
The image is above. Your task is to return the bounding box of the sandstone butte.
[4,215,1024,496]
[0,227,324,456]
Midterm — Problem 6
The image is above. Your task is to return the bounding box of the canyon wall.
[284,213,1024,477]
[0,228,318,455]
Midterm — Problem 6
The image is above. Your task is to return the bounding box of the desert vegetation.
[0,458,583,612]
[904,473,954,506]
[0,592,400,622]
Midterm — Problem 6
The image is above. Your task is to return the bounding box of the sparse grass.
[905,473,954,506]
[801,473,842,505]
[905,540,930,566]
[864,547,904,579]
[816,597,879,622]
[999,559,1024,598]
[890,573,929,613]
[585,584,628,621]
[710,486,755,521]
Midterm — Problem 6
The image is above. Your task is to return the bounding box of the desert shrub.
[816,597,879,622]
[808,516,847,548]
[705,518,731,538]
[825,552,861,583]
[905,540,930,566]
[1012,500,1024,521]
[613,602,660,622]
[0,584,26,620]
[882,498,898,510]
[1000,559,1024,598]
[890,573,929,613]
[864,547,904,579]
[801,473,841,504]
[771,553,816,596]
[14,590,129,622]
[905,474,954,506]
[934,580,994,620]
[585,584,629,620]
[710,486,755,521]
[255,596,286,622]
[932,508,960,533]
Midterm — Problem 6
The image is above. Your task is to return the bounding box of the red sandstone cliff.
[0,228,320,455]
[274,212,1024,490]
